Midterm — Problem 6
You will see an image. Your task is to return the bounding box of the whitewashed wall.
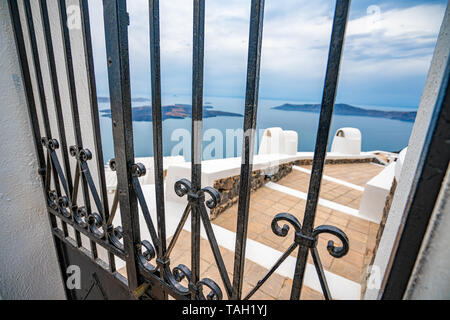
[0,0,65,299]
[405,166,450,299]
[0,0,111,299]
[364,4,449,300]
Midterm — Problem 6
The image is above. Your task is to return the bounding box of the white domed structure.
[258,127,298,155]
[330,127,361,155]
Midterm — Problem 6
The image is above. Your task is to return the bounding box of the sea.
[98,94,416,164]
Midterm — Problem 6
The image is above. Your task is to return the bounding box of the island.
[100,104,243,121]
[272,103,416,122]
[98,97,150,103]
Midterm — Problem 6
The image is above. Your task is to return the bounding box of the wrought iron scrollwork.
[312,225,349,258]
[137,240,156,272]
[106,159,123,251]
[58,195,71,218]
[74,206,87,228]
[271,212,302,237]
[42,139,351,300]
[131,163,146,178]
[70,145,106,239]
[174,178,191,197]
[201,187,221,210]
[245,212,349,300]
[108,158,117,172]
[196,278,223,301]
[11,0,355,300]
[108,226,124,251]
[129,162,226,300]
[40,138,125,256]
[47,190,59,211]
[78,148,92,162]
[42,137,59,151]
[173,264,192,282]
[171,178,229,299]
[87,212,104,239]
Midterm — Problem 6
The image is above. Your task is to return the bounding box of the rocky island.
[98,97,150,103]
[100,104,242,121]
[272,103,416,122]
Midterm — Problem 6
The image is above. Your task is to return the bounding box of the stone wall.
[210,157,384,220]
[294,157,382,166]
[210,162,294,219]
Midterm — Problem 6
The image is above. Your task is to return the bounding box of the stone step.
[118,229,324,300]
[111,184,364,299]
[212,184,378,289]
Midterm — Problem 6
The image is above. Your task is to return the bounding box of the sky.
[88,0,447,108]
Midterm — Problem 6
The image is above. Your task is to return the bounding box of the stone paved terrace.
[301,162,385,187]
[118,161,385,299]
[212,162,384,285]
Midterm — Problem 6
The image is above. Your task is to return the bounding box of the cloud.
[87,0,446,107]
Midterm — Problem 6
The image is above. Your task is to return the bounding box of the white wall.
[364,4,449,300]
[0,0,65,299]
[405,166,450,299]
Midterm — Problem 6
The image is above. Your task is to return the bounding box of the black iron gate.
[8,0,351,300]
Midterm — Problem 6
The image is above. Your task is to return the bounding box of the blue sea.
[99,95,415,164]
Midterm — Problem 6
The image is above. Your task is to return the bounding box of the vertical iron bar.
[47,0,88,249]
[290,0,350,300]
[310,247,332,299]
[108,189,119,225]
[165,204,191,258]
[79,0,115,270]
[43,0,102,256]
[132,177,160,251]
[7,0,71,299]
[102,0,141,291]
[22,0,51,138]
[79,0,111,225]
[38,0,74,202]
[190,0,205,298]
[149,0,167,262]
[23,0,69,237]
[232,0,265,300]
[72,162,80,202]
[199,204,232,298]
[244,242,298,300]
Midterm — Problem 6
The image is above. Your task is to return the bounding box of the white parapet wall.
[165,126,374,205]
[165,151,378,204]
[359,163,396,223]
[104,156,185,193]
[357,148,407,223]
